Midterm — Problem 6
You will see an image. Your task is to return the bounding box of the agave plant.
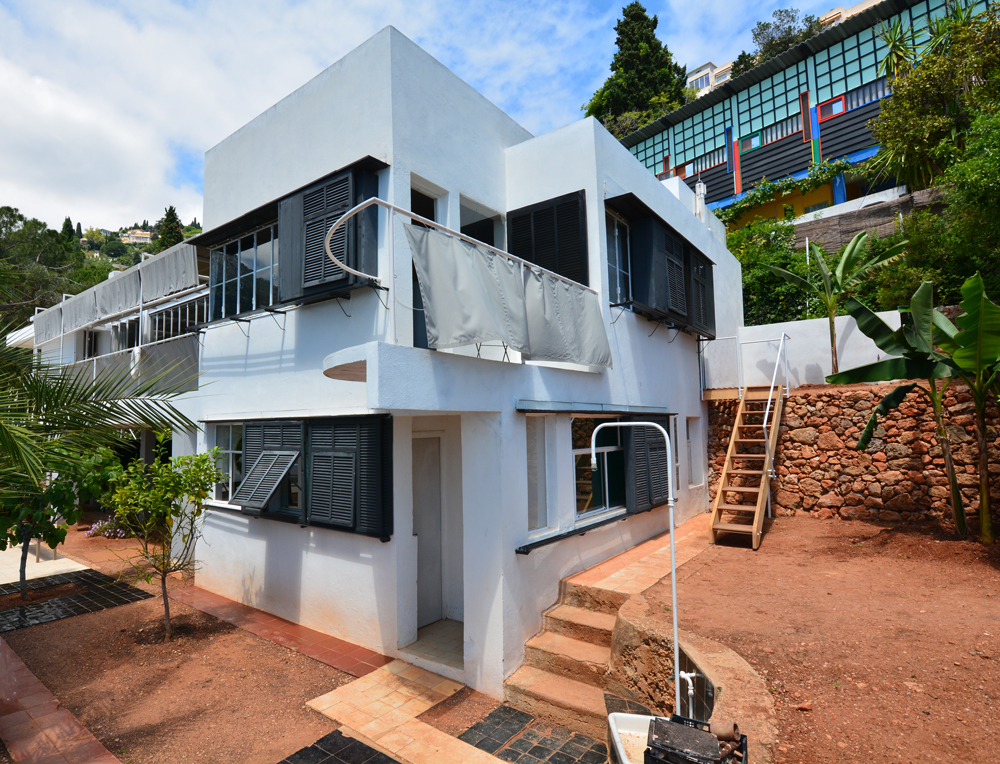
[766,230,907,374]
[827,283,964,537]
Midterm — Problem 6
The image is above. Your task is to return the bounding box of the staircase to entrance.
[709,385,784,550]
[503,515,712,740]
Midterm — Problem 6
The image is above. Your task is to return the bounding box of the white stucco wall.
[702,310,902,390]
[181,26,747,700]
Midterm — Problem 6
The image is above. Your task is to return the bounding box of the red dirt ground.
[3,523,351,764]
[645,515,1000,764]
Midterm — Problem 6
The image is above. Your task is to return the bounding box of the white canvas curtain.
[33,307,62,344]
[138,334,200,393]
[94,270,141,317]
[405,224,611,368]
[138,243,200,302]
[60,291,100,334]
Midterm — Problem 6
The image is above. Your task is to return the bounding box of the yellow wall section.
[728,182,833,230]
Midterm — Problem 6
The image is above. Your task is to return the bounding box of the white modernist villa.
[22,28,742,698]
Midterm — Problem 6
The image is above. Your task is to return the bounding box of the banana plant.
[931,274,1000,545]
[827,283,965,537]
[767,231,907,374]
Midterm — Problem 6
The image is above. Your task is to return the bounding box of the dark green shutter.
[688,251,715,339]
[242,420,303,518]
[625,416,673,514]
[305,416,392,539]
[303,173,353,287]
[507,191,588,286]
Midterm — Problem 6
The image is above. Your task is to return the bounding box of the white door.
[412,437,443,628]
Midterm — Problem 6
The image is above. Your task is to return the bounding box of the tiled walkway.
[458,706,608,764]
[0,571,153,634]
[168,586,394,678]
[308,661,494,764]
[0,637,118,764]
[399,619,463,672]
[565,511,712,596]
[0,545,87,586]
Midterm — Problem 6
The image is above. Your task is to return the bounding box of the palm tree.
[877,16,917,79]
[0,327,196,599]
[766,231,906,374]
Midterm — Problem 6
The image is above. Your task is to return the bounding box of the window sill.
[205,500,243,513]
[515,509,629,555]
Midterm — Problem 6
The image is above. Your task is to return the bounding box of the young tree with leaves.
[154,205,185,253]
[104,435,221,641]
[584,2,686,138]
[730,8,823,77]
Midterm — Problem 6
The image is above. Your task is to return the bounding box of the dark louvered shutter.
[664,236,687,318]
[307,451,355,528]
[507,191,588,286]
[625,416,672,514]
[242,421,303,517]
[303,172,353,288]
[688,250,715,339]
[305,416,392,539]
[231,452,299,510]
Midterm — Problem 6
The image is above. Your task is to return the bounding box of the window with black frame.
[213,423,243,502]
[571,417,625,515]
[209,223,279,321]
[606,210,631,306]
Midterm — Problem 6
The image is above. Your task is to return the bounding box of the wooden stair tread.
[736,438,766,442]
[717,503,757,513]
[719,485,760,493]
[714,522,754,533]
[727,469,765,476]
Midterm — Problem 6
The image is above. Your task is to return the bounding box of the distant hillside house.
[122,229,152,244]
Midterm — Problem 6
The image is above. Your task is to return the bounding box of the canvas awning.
[404,225,611,368]
[33,306,62,344]
[136,334,200,393]
[94,270,141,317]
[138,243,200,302]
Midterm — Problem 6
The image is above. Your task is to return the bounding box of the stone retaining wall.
[708,383,1000,528]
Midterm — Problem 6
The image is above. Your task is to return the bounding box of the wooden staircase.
[710,385,784,550]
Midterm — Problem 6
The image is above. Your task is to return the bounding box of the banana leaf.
[856,383,919,450]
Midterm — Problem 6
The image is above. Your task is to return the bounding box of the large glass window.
[213,423,243,502]
[571,417,625,516]
[526,417,548,531]
[606,211,631,306]
[209,223,279,321]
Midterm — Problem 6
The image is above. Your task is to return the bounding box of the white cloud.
[0,0,832,232]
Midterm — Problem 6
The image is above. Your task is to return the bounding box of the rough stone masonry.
[708,383,1000,529]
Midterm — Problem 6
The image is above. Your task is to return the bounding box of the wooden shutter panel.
[305,416,393,539]
[303,173,353,288]
[242,420,303,516]
[625,416,672,514]
[231,452,299,510]
[507,191,588,286]
[664,236,687,318]
[688,251,716,339]
[307,451,356,528]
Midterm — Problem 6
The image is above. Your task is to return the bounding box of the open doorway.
[403,431,464,674]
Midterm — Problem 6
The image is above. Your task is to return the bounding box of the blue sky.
[0,0,832,231]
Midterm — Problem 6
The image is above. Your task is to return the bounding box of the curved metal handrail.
[322,197,598,294]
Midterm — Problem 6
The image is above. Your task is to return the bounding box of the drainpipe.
[591,421,681,714]
[695,181,708,224]
[679,671,698,718]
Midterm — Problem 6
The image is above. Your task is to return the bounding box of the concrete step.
[524,631,611,689]
[558,580,628,615]
[543,604,617,647]
[504,665,608,740]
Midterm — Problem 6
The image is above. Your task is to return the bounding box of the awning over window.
[61,291,100,334]
[404,225,529,352]
[33,306,62,344]
[95,270,141,317]
[138,242,200,302]
[522,267,612,367]
[231,451,299,510]
[405,225,612,368]
[137,334,199,393]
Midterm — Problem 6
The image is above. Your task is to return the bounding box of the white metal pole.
[388,207,396,345]
[591,421,680,714]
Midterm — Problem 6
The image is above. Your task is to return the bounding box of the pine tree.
[60,217,75,241]
[154,206,185,253]
[75,222,82,238]
[584,2,686,138]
